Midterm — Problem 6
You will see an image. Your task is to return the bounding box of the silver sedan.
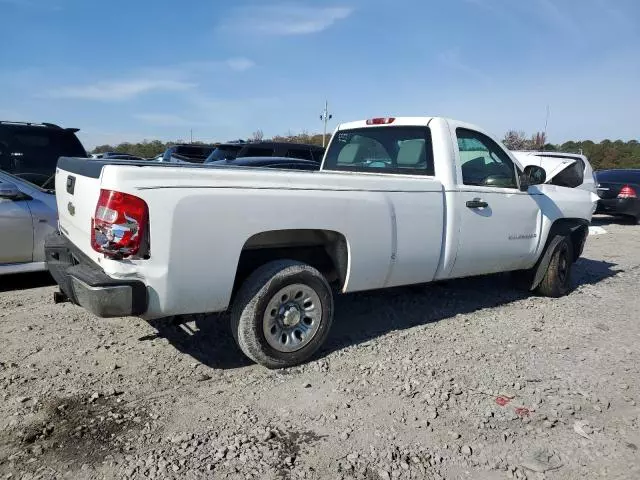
[0,170,57,275]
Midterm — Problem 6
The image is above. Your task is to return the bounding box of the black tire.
[535,236,574,297]
[230,260,334,369]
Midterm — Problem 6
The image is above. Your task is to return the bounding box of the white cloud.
[220,5,353,35]
[43,57,253,102]
[47,79,195,101]
[225,57,256,72]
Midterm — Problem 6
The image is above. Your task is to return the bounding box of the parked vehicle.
[512,151,596,193]
[45,116,596,368]
[205,141,325,163]
[161,144,217,164]
[0,170,57,275]
[205,142,246,162]
[207,156,320,171]
[91,152,144,161]
[594,169,640,222]
[0,120,87,187]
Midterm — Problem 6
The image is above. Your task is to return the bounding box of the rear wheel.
[231,260,334,369]
[535,236,574,297]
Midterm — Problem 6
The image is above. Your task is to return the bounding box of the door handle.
[466,200,488,209]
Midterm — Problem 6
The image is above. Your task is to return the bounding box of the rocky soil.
[1,217,639,480]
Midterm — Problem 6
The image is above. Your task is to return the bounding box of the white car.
[512,151,596,194]
[0,170,57,275]
[45,116,597,368]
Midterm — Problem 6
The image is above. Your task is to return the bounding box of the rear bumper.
[45,232,147,317]
[595,198,640,218]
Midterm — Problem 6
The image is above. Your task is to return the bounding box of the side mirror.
[519,165,547,191]
[0,182,22,200]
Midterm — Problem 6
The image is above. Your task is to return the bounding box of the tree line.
[501,130,640,170]
[92,129,639,170]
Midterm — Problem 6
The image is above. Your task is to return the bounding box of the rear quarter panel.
[98,166,445,318]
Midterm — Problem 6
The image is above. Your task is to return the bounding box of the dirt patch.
[271,429,324,479]
[0,394,146,475]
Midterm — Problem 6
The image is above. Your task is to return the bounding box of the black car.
[0,120,87,187]
[207,156,320,171]
[162,144,217,163]
[595,169,640,222]
[205,141,325,163]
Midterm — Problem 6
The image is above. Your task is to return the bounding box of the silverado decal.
[509,233,537,240]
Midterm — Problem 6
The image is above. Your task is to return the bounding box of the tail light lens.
[618,185,637,199]
[91,189,149,258]
[366,117,396,125]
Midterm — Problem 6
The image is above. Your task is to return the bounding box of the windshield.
[206,146,243,162]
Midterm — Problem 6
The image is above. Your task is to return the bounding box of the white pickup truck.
[45,117,597,368]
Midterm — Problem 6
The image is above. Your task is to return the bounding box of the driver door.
[449,128,541,278]
[0,178,34,264]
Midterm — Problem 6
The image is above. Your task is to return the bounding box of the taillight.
[91,189,149,258]
[618,185,637,199]
[366,117,396,125]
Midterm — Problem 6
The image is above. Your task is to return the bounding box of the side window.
[456,128,518,188]
[285,148,313,160]
[323,127,434,176]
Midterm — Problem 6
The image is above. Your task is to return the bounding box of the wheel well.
[547,218,589,261]
[231,229,349,301]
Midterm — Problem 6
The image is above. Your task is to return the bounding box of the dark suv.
[0,121,87,187]
[205,141,325,163]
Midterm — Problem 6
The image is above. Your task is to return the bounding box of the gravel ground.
[1,216,639,480]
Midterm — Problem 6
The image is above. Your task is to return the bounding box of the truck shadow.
[147,257,620,370]
[0,272,55,293]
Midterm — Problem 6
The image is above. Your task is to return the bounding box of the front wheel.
[535,236,574,297]
[230,260,334,369]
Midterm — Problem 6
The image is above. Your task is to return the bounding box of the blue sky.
[0,0,638,149]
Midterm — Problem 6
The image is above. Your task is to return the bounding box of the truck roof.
[337,117,435,130]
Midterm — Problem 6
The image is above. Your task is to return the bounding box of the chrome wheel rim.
[262,284,322,353]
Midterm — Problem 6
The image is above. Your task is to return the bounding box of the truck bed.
[55,156,446,319]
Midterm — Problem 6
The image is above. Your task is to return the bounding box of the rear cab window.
[323,126,434,175]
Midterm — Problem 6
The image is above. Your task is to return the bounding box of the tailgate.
[55,158,103,260]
